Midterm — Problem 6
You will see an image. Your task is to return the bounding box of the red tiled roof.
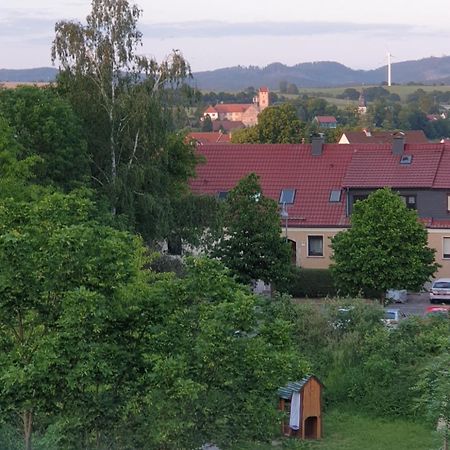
[341,130,428,144]
[342,144,444,188]
[190,142,450,229]
[205,103,252,114]
[259,86,269,92]
[190,144,353,227]
[188,132,230,144]
[315,116,337,123]
[204,106,218,114]
[212,120,245,132]
[190,143,450,228]
[433,142,450,188]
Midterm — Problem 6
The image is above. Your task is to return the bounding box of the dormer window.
[329,189,342,202]
[279,189,296,204]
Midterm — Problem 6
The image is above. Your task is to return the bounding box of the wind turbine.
[387,52,394,87]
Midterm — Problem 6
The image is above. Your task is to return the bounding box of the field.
[237,409,441,450]
[290,84,450,104]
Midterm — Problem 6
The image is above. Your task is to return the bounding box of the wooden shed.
[278,376,323,439]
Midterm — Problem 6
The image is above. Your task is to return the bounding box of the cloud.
[140,20,423,39]
[0,14,57,39]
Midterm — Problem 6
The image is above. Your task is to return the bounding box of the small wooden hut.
[278,375,323,439]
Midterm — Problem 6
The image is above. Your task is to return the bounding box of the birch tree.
[51,0,195,236]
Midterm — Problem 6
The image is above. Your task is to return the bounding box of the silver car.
[429,278,450,304]
[382,308,406,328]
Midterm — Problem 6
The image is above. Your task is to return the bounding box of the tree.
[415,354,450,450]
[0,189,146,450]
[121,258,309,449]
[52,0,197,241]
[286,83,299,95]
[213,173,292,287]
[201,114,213,132]
[231,103,304,144]
[330,188,438,300]
[0,86,89,191]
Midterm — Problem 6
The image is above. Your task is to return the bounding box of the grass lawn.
[236,409,441,450]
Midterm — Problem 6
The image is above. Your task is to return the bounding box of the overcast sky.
[1,0,449,72]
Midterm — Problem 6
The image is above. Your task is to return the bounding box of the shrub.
[287,267,337,298]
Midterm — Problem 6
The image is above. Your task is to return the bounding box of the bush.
[287,267,337,298]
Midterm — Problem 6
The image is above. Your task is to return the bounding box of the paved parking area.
[387,292,431,317]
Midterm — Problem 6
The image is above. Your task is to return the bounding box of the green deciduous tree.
[0,189,146,450]
[231,103,304,144]
[52,0,196,241]
[0,86,89,191]
[213,173,292,287]
[331,188,438,300]
[121,258,309,449]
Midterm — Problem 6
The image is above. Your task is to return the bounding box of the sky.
[1,0,449,73]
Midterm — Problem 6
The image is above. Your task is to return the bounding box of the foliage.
[285,268,337,298]
[213,173,292,286]
[415,353,450,449]
[119,258,309,449]
[52,0,197,241]
[0,86,89,191]
[331,188,438,299]
[0,188,146,449]
[231,104,304,144]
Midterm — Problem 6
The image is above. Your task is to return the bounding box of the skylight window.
[279,189,296,204]
[400,155,413,164]
[329,189,342,202]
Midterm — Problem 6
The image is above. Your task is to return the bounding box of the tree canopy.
[331,188,438,299]
[52,0,197,241]
[213,173,292,287]
[231,103,304,144]
[0,86,89,191]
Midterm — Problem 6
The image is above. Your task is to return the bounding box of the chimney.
[311,136,324,156]
[392,135,405,155]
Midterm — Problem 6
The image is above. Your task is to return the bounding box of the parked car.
[429,278,450,304]
[382,308,406,328]
[426,305,450,317]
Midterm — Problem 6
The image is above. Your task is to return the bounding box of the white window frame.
[307,235,324,257]
[443,236,450,259]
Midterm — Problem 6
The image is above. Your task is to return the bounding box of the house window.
[217,191,228,200]
[308,235,323,257]
[444,237,450,259]
[400,195,417,209]
[329,189,342,202]
[447,194,450,212]
[279,189,296,204]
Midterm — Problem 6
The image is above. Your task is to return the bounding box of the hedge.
[287,267,338,298]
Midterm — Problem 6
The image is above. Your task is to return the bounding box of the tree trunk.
[23,410,33,450]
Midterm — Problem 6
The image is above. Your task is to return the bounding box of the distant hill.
[191,56,450,91]
[0,67,58,83]
[3,56,450,90]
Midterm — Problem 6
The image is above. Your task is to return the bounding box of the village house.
[313,116,338,129]
[338,129,428,144]
[190,138,450,279]
[187,131,230,145]
[203,87,270,127]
